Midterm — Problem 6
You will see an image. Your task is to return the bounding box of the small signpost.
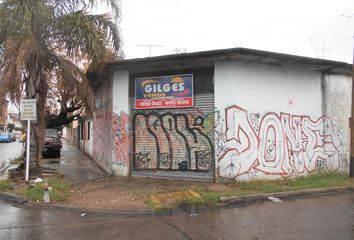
[21,99,37,181]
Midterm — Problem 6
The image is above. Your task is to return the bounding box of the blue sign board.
[135,74,194,109]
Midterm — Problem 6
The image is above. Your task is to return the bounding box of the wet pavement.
[0,192,353,240]
[0,141,23,164]
[42,139,107,183]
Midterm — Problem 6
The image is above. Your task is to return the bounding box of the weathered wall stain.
[216,105,344,179]
[133,112,213,172]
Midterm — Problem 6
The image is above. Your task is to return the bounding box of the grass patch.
[15,177,71,202]
[0,180,11,191]
[232,173,352,193]
[144,197,169,211]
[183,192,220,206]
[283,173,350,190]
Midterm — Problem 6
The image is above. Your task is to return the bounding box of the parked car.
[42,129,62,157]
[0,133,12,143]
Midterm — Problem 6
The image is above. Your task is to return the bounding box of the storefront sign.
[135,74,193,109]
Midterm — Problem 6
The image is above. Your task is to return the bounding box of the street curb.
[1,186,353,214]
[0,192,28,205]
[218,186,354,205]
[0,191,154,215]
[21,202,155,215]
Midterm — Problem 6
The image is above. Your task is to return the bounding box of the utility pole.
[350,1,354,177]
[137,44,164,57]
[350,24,354,177]
[350,58,354,177]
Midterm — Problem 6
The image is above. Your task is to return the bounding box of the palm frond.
[0,37,33,109]
[49,54,95,115]
[50,10,120,64]
[0,0,52,36]
[47,0,120,20]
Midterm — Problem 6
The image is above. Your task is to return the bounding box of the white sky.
[115,0,354,63]
[7,0,353,112]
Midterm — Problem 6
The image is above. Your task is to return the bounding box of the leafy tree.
[0,0,120,167]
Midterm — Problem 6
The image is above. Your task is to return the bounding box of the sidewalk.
[43,139,107,184]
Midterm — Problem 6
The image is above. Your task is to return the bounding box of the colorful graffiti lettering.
[112,112,130,175]
[133,112,213,172]
[217,105,344,179]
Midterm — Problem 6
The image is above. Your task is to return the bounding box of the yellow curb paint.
[187,189,201,198]
[150,195,161,204]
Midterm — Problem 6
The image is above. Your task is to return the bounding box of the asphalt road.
[0,192,353,240]
[0,141,22,164]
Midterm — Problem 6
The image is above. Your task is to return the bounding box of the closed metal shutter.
[131,92,215,180]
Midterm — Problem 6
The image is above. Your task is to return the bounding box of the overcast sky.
[115,0,353,63]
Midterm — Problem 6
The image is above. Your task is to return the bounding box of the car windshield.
[45,129,58,138]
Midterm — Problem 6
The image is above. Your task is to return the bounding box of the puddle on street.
[156,199,261,217]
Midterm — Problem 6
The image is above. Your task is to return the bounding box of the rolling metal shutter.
[131,92,215,180]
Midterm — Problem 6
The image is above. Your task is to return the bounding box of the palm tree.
[0,0,120,167]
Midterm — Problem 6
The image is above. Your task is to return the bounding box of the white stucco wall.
[112,70,130,176]
[214,60,348,181]
[84,120,93,157]
[215,61,322,115]
[323,73,352,172]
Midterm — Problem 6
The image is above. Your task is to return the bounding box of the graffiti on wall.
[112,112,130,175]
[217,105,344,179]
[93,101,113,170]
[133,112,213,172]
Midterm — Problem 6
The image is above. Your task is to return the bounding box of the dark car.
[43,129,62,157]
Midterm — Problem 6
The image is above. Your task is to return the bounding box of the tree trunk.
[26,57,47,169]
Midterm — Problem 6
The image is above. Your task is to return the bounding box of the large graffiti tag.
[133,112,213,172]
[112,112,130,175]
[217,105,344,179]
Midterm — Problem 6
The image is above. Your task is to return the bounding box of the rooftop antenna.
[137,44,164,57]
[173,47,187,54]
[309,39,331,59]
[319,40,331,59]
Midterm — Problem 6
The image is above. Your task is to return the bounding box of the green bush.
[0,180,11,191]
